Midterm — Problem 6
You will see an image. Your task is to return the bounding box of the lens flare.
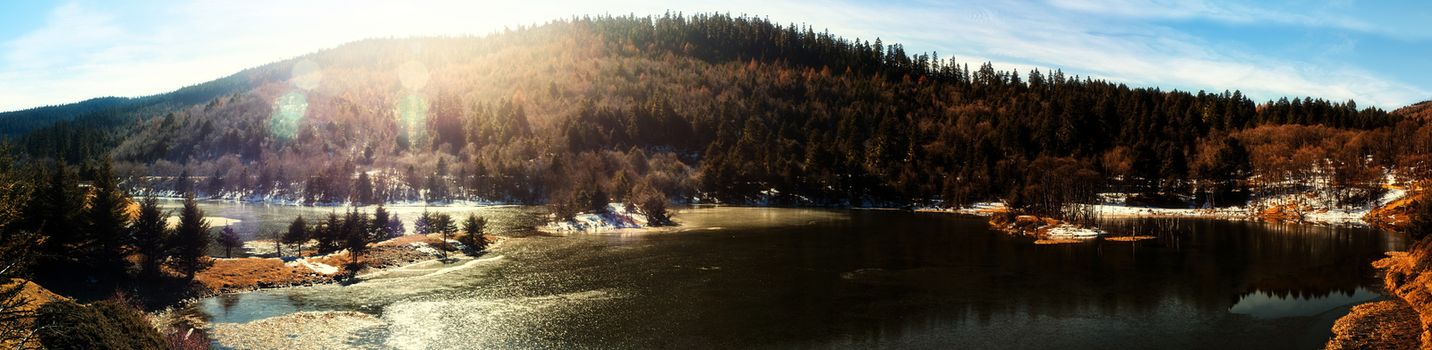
[269,91,308,141]
[396,92,428,149]
[394,60,430,149]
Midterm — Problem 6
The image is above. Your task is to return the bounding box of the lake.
[184,204,1406,349]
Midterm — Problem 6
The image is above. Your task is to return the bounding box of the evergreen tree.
[82,157,131,280]
[169,194,212,280]
[131,197,169,279]
[387,213,405,237]
[415,211,434,235]
[430,213,457,261]
[342,209,372,274]
[460,214,488,251]
[317,213,341,254]
[27,160,82,282]
[281,216,309,257]
[354,171,375,205]
[216,226,242,258]
[372,205,393,240]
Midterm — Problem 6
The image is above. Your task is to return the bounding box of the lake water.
[186,205,1406,349]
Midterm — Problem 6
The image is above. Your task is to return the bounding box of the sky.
[0,0,1429,112]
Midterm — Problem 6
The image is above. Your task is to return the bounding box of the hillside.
[1394,100,1432,121]
[5,13,1425,213]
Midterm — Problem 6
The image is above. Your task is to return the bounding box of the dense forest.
[2,13,1427,220]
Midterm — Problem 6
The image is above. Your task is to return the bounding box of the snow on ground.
[1293,187,1407,225]
[1043,224,1106,238]
[286,259,339,275]
[543,203,651,233]
[914,201,1007,216]
[919,178,1410,227]
[163,216,241,228]
[409,242,439,255]
[1093,204,1248,219]
[1091,185,1409,225]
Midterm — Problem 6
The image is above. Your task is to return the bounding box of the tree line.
[3,13,1422,222]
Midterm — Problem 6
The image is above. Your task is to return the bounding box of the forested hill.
[6,13,1426,213]
[0,67,274,138]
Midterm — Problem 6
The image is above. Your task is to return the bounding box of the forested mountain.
[0,68,273,160]
[4,13,1425,213]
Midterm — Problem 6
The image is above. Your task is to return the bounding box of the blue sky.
[0,0,1428,112]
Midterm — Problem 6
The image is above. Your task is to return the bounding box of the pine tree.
[387,213,405,237]
[216,226,242,258]
[415,211,434,235]
[169,194,212,280]
[317,213,341,254]
[343,209,372,274]
[83,157,131,280]
[372,205,392,240]
[131,197,169,279]
[430,213,457,261]
[281,216,309,257]
[28,160,82,280]
[461,214,488,251]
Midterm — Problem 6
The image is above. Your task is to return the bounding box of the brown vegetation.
[1378,249,1432,348]
[193,258,332,293]
[1327,300,1421,350]
[0,279,67,349]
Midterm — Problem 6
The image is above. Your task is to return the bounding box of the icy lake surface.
[186,205,1406,349]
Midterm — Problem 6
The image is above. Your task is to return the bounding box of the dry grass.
[1366,194,1419,232]
[1360,241,1432,349]
[1327,300,1421,350]
[1258,204,1304,222]
[0,279,68,349]
[2,279,67,312]
[194,258,332,293]
[373,233,444,247]
[195,233,496,294]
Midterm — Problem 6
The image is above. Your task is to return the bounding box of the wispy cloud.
[0,0,1426,111]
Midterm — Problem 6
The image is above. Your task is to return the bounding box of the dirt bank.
[1328,236,1432,348]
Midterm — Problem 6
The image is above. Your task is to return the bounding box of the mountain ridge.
[2,13,1421,214]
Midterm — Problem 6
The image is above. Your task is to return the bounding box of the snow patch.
[1044,224,1105,238]
[543,203,652,233]
[286,259,339,275]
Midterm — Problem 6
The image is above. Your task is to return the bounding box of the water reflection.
[192,207,1403,349]
[1231,287,1380,319]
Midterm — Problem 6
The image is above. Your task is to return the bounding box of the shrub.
[35,299,166,350]
[631,181,671,226]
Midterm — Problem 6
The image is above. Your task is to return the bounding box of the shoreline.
[190,233,503,298]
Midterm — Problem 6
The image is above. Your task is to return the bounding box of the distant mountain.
[4,13,1421,211]
[0,69,281,137]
